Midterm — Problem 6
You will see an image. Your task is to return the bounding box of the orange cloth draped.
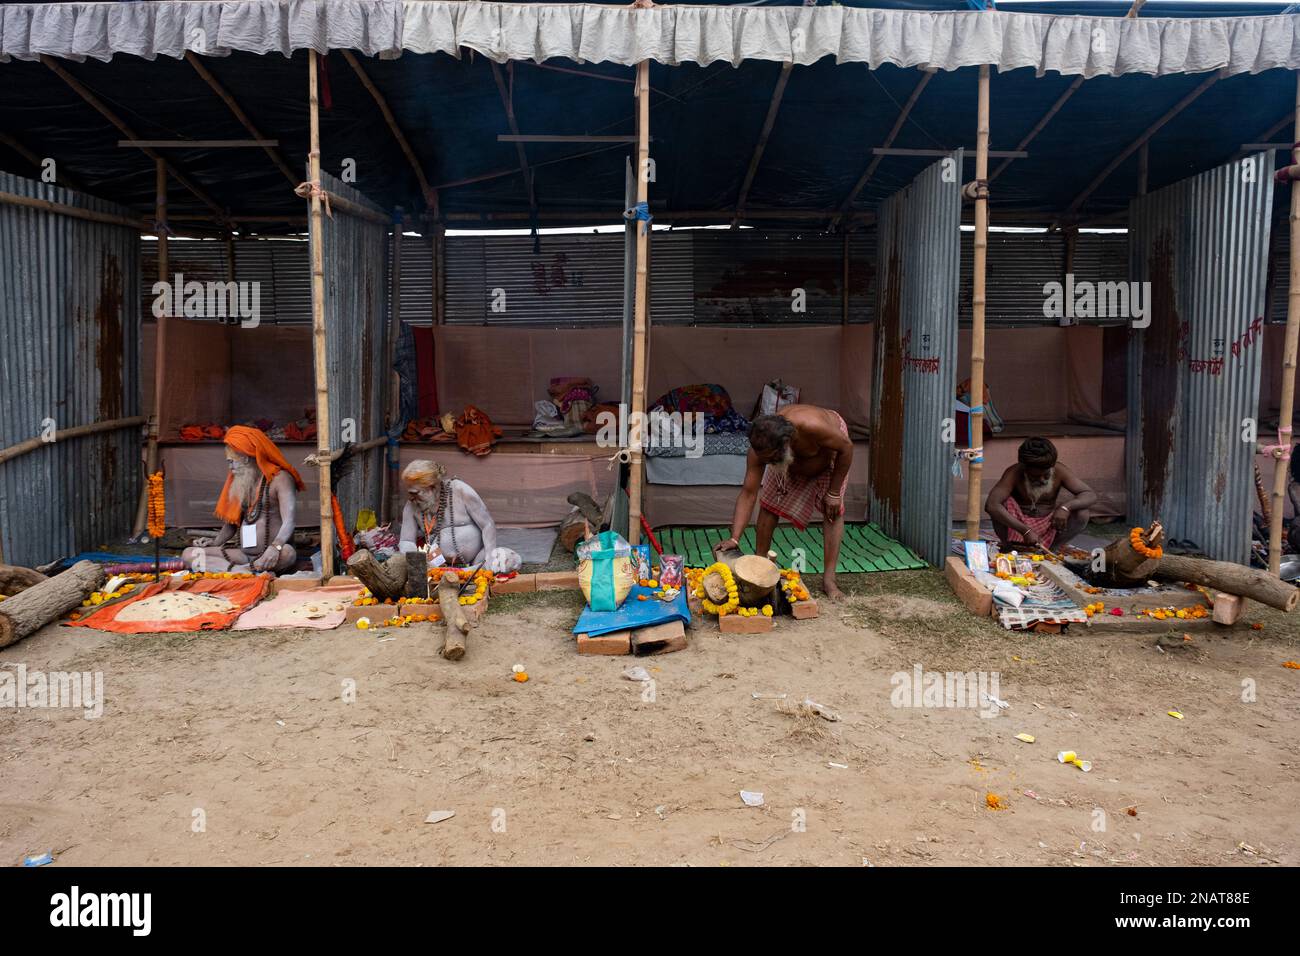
[215,425,306,524]
[455,405,502,457]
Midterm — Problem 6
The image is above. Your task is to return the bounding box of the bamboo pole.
[383,218,403,525]
[0,190,138,227]
[965,65,991,541]
[0,417,147,468]
[1267,73,1300,576]
[627,60,652,546]
[132,159,170,537]
[307,51,335,579]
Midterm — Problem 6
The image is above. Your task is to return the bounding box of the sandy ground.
[1,571,1298,867]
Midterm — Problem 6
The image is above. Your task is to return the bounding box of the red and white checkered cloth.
[759,412,849,530]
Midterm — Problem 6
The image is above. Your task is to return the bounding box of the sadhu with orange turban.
[182,425,304,574]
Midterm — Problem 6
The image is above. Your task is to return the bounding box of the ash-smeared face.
[406,480,441,513]
[226,451,259,505]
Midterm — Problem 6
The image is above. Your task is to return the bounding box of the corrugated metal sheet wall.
[314,172,388,524]
[0,171,140,567]
[142,236,312,325]
[1126,153,1273,564]
[867,154,962,567]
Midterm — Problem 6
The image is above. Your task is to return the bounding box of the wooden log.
[0,560,104,648]
[346,548,407,601]
[558,511,590,553]
[703,546,780,606]
[0,564,48,596]
[1099,521,1163,586]
[436,571,470,660]
[1155,554,1297,612]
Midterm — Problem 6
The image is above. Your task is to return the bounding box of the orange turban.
[215,425,306,524]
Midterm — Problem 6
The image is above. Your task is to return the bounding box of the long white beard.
[230,463,259,508]
[1025,467,1055,507]
[769,445,795,489]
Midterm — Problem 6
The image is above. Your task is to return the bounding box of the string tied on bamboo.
[1260,424,1294,461]
[624,200,653,234]
[962,179,990,202]
[295,179,333,218]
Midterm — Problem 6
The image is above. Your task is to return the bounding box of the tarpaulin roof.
[5,0,1300,77]
[0,2,1296,229]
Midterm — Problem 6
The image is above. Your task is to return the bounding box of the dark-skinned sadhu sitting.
[720,404,853,602]
[985,436,1097,552]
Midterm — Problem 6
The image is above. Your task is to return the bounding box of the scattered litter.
[275,720,285,727]
[21,851,53,867]
[799,698,840,722]
[985,792,1008,810]
[1123,806,1138,817]
[862,857,873,867]
[356,617,371,630]
[1167,710,1184,720]
[424,810,456,825]
[1022,789,1039,800]
[1014,733,1036,744]
[512,663,526,674]
[828,761,848,769]
[623,666,652,682]
[751,692,787,700]
[1283,660,1300,670]
[740,790,765,807]
[1057,750,1092,772]
[981,692,1010,711]
[376,636,395,643]
[513,671,529,683]
[583,732,596,742]
[655,805,667,820]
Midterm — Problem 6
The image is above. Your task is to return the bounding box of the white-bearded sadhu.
[985,436,1096,551]
[182,425,304,573]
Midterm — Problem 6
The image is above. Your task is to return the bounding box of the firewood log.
[346,548,407,601]
[436,571,471,660]
[0,563,48,596]
[703,544,780,607]
[1099,522,1164,586]
[558,511,590,553]
[1154,554,1297,612]
[0,560,104,648]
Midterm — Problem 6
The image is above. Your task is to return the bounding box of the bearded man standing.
[720,405,853,601]
[985,436,1097,551]
[182,425,304,573]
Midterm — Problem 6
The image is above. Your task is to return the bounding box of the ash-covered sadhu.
[984,437,1097,551]
[722,404,853,601]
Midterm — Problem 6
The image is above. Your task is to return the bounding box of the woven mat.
[654,522,926,573]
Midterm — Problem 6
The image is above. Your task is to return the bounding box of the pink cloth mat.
[231,584,363,631]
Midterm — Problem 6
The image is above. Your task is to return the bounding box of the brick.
[326,575,361,588]
[397,601,439,618]
[630,620,687,656]
[576,631,631,655]
[490,573,536,595]
[271,576,322,595]
[345,603,397,624]
[536,570,579,591]
[718,613,775,634]
[1211,592,1245,625]
[790,599,820,620]
[944,556,993,618]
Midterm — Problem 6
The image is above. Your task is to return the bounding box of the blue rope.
[624,201,653,235]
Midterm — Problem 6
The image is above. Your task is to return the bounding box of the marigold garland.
[1129,526,1163,559]
[698,561,739,616]
[146,471,166,539]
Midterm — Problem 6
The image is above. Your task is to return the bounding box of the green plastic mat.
[653,522,927,573]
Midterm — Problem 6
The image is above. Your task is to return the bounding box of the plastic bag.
[577,531,636,611]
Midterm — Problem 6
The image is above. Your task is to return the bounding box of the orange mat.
[68,576,271,633]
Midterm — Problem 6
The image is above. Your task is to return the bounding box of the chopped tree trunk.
[404,552,431,600]
[0,563,48,596]
[436,571,471,660]
[703,545,781,607]
[346,548,407,601]
[558,510,590,553]
[1098,522,1164,587]
[1154,554,1297,612]
[0,560,104,648]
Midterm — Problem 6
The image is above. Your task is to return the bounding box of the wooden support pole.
[841,230,850,325]
[734,61,792,228]
[1138,141,1149,195]
[965,65,991,541]
[628,60,652,546]
[1267,72,1300,576]
[491,61,537,216]
[186,52,299,188]
[0,134,84,193]
[307,51,336,579]
[41,56,227,223]
[0,417,147,468]
[0,189,143,229]
[133,159,170,537]
[833,71,932,229]
[383,218,403,525]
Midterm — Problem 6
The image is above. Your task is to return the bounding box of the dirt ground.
[2,570,1298,867]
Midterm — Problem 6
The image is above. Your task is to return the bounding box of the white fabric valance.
[3,1,1299,78]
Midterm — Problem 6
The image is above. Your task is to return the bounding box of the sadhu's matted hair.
[1018,436,1058,469]
[401,459,447,488]
[749,414,796,452]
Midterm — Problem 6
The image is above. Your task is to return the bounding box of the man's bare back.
[772,405,842,478]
